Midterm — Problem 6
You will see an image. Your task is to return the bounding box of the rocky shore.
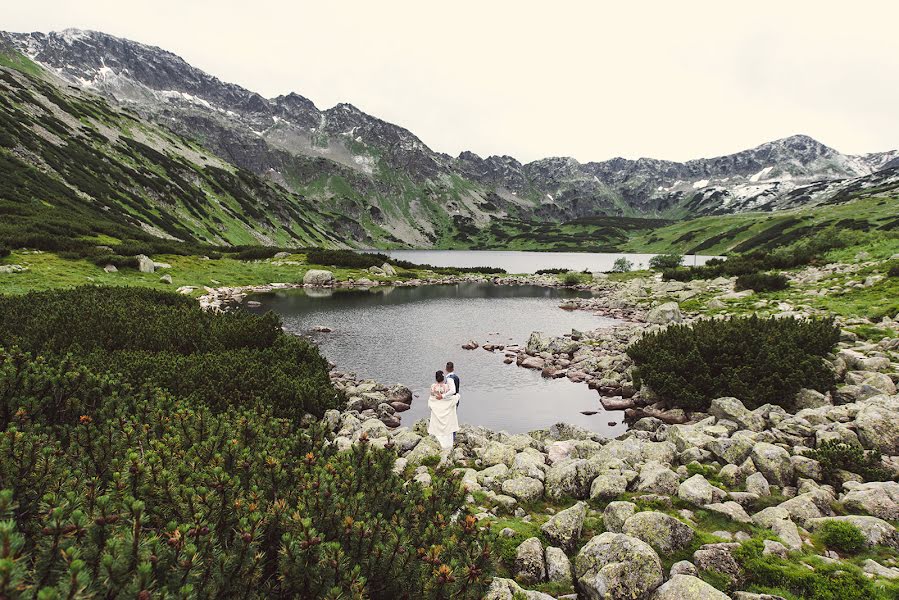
[195,258,899,599]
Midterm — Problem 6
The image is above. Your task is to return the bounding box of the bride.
[428,370,459,454]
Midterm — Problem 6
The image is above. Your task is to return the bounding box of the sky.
[5,1,899,163]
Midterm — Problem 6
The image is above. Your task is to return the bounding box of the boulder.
[678,474,727,506]
[484,578,555,600]
[575,532,664,600]
[502,477,544,503]
[649,574,730,600]
[703,501,752,523]
[482,441,517,467]
[545,459,598,499]
[794,388,831,410]
[646,302,682,325]
[745,472,771,497]
[103,264,118,273]
[862,559,899,580]
[381,262,397,276]
[709,397,764,431]
[692,543,744,588]
[541,501,586,551]
[603,501,636,534]
[623,511,695,553]
[544,546,573,584]
[135,254,155,273]
[520,356,545,370]
[405,436,442,466]
[855,401,899,455]
[750,442,794,486]
[515,537,546,584]
[635,461,680,496]
[841,481,899,521]
[159,274,172,284]
[590,472,629,500]
[751,507,802,550]
[303,269,335,286]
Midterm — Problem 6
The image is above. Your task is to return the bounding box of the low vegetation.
[803,440,891,484]
[814,521,867,554]
[735,272,789,292]
[0,287,494,598]
[627,316,840,411]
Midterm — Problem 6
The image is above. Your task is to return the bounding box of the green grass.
[0,250,422,295]
[0,50,43,77]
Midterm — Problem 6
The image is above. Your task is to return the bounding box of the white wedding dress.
[427,380,459,450]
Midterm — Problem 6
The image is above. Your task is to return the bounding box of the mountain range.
[2,28,898,248]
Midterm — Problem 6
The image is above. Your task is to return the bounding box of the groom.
[445,361,461,443]
[445,361,460,407]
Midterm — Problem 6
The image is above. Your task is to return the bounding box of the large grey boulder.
[575,532,664,600]
[541,501,586,550]
[623,511,695,553]
[855,399,899,455]
[544,546,572,584]
[775,489,834,526]
[603,501,636,533]
[484,577,556,600]
[704,501,752,523]
[303,269,335,285]
[481,441,517,467]
[678,474,727,506]
[545,459,598,499]
[707,435,755,465]
[794,388,831,410]
[692,543,744,589]
[649,574,730,600]
[515,537,546,584]
[135,254,155,273]
[405,436,442,466]
[709,397,765,431]
[745,472,771,496]
[750,442,794,486]
[646,302,682,325]
[636,461,680,495]
[590,472,629,500]
[511,452,547,481]
[806,515,899,548]
[841,481,899,521]
[501,477,544,503]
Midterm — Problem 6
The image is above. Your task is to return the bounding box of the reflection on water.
[368,249,719,274]
[247,283,628,436]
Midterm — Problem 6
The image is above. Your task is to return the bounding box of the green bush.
[649,253,683,270]
[803,440,892,484]
[0,243,9,259]
[0,287,338,420]
[735,272,789,292]
[306,248,506,274]
[0,288,496,598]
[562,271,583,286]
[814,521,867,554]
[627,316,840,411]
[729,539,886,600]
[611,257,633,273]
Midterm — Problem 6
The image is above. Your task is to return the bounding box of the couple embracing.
[428,361,460,454]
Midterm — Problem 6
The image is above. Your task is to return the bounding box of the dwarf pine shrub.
[814,521,867,554]
[735,272,789,292]
[0,288,495,598]
[0,286,338,420]
[626,315,840,411]
[803,440,891,484]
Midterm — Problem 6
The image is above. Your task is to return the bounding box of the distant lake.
[367,249,719,274]
[247,283,628,436]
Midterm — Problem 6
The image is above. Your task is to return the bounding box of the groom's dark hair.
[446,361,454,372]
[435,370,445,382]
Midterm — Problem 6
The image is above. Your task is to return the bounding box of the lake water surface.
[368,249,718,274]
[248,283,628,436]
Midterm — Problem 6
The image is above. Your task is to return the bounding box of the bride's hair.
[435,370,444,382]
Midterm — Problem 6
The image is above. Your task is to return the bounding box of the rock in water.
[303,269,335,286]
[575,532,664,600]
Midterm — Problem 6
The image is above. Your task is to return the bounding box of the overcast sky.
[6,1,898,163]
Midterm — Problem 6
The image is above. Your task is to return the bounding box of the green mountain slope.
[0,53,347,250]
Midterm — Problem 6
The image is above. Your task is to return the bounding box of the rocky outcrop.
[575,532,664,600]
